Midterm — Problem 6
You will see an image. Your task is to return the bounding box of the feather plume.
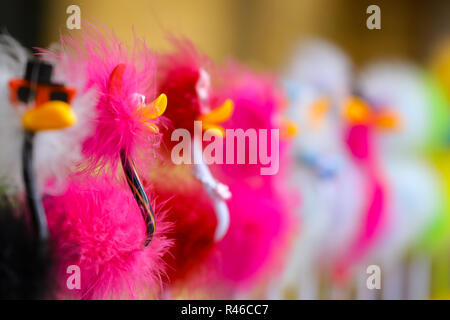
[54,24,164,172]
[210,65,299,291]
[157,38,214,150]
[150,168,217,289]
[45,175,173,299]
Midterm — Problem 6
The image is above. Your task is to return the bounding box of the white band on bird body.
[196,68,212,115]
[192,67,231,241]
[192,135,231,241]
[192,138,232,200]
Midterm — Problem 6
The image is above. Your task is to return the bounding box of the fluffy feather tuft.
[158,38,213,134]
[146,166,217,290]
[44,176,173,299]
[0,34,95,196]
[216,63,290,177]
[0,34,27,196]
[55,24,164,172]
[210,65,299,291]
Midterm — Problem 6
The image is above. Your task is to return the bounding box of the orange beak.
[22,100,77,132]
[308,96,331,128]
[342,97,371,124]
[374,108,402,131]
[343,96,401,130]
[135,93,168,133]
[280,118,299,139]
[198,99,234,137]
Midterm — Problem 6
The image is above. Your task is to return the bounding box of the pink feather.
[333,122,387,282]
[157,38,216,151]
[149,172,218,289]
[151,40,226,291]
[56,24,164,172]
[209,65,299,291]
[44,175,173,299]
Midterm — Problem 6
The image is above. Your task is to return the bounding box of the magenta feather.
[44,176,173,299]
[157,38,216,151]
[210,65,299,291]
[53,24,164,172]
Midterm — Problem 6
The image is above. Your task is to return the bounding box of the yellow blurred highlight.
[342,97,370,124]
[280,118,299,139]
[374,109,402,131]
[308,96,331,127]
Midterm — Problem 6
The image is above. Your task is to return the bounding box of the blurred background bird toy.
[356,62,444,300]
[269,40,364,300]
[207,63,299,298]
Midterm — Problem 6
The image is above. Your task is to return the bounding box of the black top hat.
[23,59,56,85]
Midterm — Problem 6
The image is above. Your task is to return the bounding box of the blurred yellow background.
[40,0,450,71]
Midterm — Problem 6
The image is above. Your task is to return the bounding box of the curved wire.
[120,150,155,247]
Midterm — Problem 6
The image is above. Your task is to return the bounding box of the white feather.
[285,38,353,102]
[0,35,98,196]
[358,62,431,150]
[36,46,98,195]
[0,35,29,196]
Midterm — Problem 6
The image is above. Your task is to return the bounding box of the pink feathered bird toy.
[208,64,299,296]
[333,96,395,283]
[40,25,173,299]
[149,39,235,295]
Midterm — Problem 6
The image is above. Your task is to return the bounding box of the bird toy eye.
[49,90,68,102]
[8,60,77,132]
[9,79,34,105]
[17,86,35,103]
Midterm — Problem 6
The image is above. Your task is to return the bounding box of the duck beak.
[343,97,401,130]
[22,100,77,132]
[198,99,234,137]
[342,97,371,124]
[136,93,168,133]
[374,108,402,131]
[280,118,299,139]
[308,96,331,127]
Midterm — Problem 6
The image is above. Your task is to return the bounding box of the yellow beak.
[374,109,402,131]
[22,101,77,132]
[140,93,167,120]
[309,96,331,127]
[343,97,401,130]
[136,93,168,133]
[342,97,371,124]
[280,118,299,139]
[198,99,234,138]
